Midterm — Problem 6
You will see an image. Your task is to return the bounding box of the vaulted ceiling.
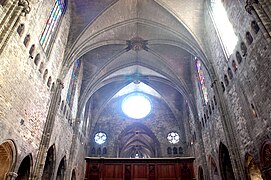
[63,0,208,151]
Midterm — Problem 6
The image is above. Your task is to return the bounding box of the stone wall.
[88,95,188,158]
[193,0,271,179]
[0,0,81,178]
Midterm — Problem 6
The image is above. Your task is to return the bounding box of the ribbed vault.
[64,0,210,156]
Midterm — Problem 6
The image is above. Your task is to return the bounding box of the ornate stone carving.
[126,37,148,51]
[18,0,30,16]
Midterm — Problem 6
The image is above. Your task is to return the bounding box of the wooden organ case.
[85,157,195,180]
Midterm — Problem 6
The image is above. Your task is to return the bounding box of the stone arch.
[29,44,35,58]
[118,123,160,158]
[219,143,235,180]
[245,153,263,180]
[41,145,56,180]
[23,34,30,47]
[246,31,253,45]
[47,76,52,87]
[236,51,242,64]
[56,156,66,180]
[260,140,271,179]
[34,53,41,66]
[17,154,32,180]
[17,24,25,37]
[71,169,76,180]
[251,21,260,34]
[198,166,204,180]
[231,60,237,72]
[0,140,16,179]
[208,155,220,180]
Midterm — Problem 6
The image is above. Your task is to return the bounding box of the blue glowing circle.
[94,132,107,144]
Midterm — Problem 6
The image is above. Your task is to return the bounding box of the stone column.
[0,0,30,53]
[211,78,246,180]
[259,0,271,23]
[31,79,63,180]
[6,172,18,180]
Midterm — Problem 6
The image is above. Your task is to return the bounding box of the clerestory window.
[210,0,238,56]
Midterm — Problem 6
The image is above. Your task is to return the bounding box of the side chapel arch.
[245,153,263,180]
[219,143,235,180]
[0,140,17,179]
[260,140,271,179]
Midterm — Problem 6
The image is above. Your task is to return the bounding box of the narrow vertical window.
[40,0,65,54]
[66,60,81,108]
[195,58,208,104]
[210,0,238,56]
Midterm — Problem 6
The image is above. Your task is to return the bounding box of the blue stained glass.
[40,0,65,52]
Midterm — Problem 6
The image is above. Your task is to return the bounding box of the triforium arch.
[244,153,263,180]
[0,140,17,179]
[219,142,235,180]
[17,154,33,180]
[41,144,56,180]
[260,140,271,179]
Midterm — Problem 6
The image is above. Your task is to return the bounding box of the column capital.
[18,0,31,16]
[56,79,64,89]
[7,172,18,180]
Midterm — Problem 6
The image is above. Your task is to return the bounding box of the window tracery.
[167,132,180,144]
[196,58,208,104]
[94,132,107,145]
[66,59,81,108]
[40,0,65,54]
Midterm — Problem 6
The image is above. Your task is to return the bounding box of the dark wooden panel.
[102,164,123,179]
[85,157,195,180]
[156,164,176,179]
[133,164,147,178]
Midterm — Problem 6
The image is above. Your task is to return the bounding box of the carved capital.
[245,0,259,14]
[126,37,148,52]
[56,79,64,89]
[18,0,31,16]
[7,172,18,179]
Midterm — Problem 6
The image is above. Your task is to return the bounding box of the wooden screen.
[85,157,195,180]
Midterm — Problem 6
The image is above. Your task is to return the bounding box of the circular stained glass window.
[122,93,151,119]
[167,132,180,144]
[94,132,107,144]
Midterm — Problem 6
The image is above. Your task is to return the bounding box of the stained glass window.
[167,132,180,144]
[210,0,238,56]
[196,58,208,104]
[40,0,65,53]
[66,59,81,107]
[94,132,107,145]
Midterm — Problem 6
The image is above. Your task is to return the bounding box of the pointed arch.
[0,140,17,179]
[260,140,271,179]
[56,156,66,180]
[245,153,263,180]
[42,144,56,180]
[118,123,160,158]
[17,154,33,180]
[71,169,76,180]
[219,143,235,180]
